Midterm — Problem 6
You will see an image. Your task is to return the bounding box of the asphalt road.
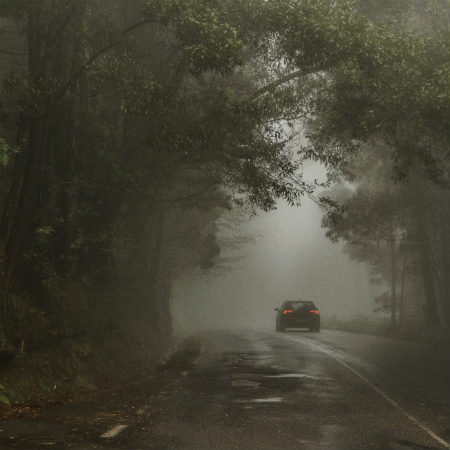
[1,329,449,450]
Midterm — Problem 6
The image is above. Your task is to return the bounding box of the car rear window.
[284,301,315,311]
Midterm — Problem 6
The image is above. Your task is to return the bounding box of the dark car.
[275,300,320,332]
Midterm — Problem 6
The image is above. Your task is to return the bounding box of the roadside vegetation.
[0,0,448,403]
[322,315,429,342]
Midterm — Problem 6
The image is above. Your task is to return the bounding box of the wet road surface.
[0,329,449,449]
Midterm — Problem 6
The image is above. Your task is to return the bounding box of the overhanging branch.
[50,18,156,108]
[154,181,221,202]
[250,69,309,100]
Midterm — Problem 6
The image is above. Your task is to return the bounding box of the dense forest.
[0,0,448,402]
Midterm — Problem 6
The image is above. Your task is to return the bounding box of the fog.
[0,2,448,434]
[172,162,377,334]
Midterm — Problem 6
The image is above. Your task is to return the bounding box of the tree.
[322,141,449,335]
[0,0,448,371]
[299,0,449,183]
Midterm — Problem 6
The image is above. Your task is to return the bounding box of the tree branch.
[44,4,80,53]
[0,48,26,56]
[155,181,221,202]
[250,69,309,100]
[49,17,156,109]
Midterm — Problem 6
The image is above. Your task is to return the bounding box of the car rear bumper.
[280,318,320,328]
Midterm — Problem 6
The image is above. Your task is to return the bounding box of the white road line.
[100,424,128,439]
[286,336,449,449]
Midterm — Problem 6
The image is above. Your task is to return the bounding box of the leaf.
[0,394,10,406]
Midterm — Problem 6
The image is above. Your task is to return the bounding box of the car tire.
[276,323,284,332]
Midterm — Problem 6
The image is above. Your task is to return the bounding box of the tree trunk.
[416,218,441,335]
[398,254,407,327]
[5,117,49,285]
[2,5,47,285]
[2,2,88,285]
[0,124,26,277]
[389,235,398,329]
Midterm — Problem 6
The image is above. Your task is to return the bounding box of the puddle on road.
[231,379,261,388]
[237,397,284,403]
[265,373,331,380]
[230,372,332,381]
[231,373,260,379]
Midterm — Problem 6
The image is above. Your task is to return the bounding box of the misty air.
[0,1,448,449]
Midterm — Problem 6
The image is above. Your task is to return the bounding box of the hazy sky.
[172,162,376,334]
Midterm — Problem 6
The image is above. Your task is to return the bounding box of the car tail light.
[309,310,319,315]
[283,309,293,315]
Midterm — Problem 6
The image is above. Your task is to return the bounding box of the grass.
[321,314,432,342]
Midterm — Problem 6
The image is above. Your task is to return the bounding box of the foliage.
[323,315,391,337]
[300,2,450,182]
[0,384,10,405]
[0,138,11,166]
[321,142,449,334]
[0,0,448,397]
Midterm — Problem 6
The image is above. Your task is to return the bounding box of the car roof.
[282,300,315,305]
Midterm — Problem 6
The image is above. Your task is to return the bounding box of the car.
[275,300,320,332]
